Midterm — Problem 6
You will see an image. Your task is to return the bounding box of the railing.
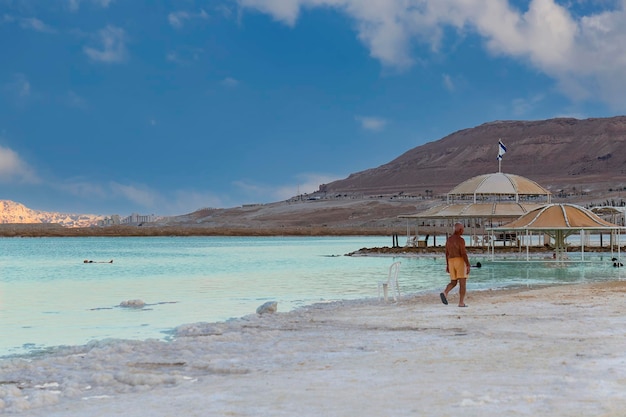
[494,232,517,242]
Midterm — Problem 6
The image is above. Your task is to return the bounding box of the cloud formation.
[221,77,240,87]
[83,25,127,63]
[235,172,343,202]
[355,115,387,132]
[168,9,209,29]
[0,145,39,184]
[237,0,626,110]
[56,179,107,199]
[19,17,56,33]
[68,0,114,12]
[109,182,158,208]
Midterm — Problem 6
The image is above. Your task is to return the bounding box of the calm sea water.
[0,236,624,358]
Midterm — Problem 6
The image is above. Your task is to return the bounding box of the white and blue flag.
[497,140,507,160]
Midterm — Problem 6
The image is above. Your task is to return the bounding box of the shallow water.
[0,236,623,357]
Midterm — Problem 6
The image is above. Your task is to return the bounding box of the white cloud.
[237,0,626,111]
[19,17,56,33]
[442,73,454,92]
[511,93,545,116]
[83,25,127,63]
[168,11,191,29]
[111,186,225,215]
[237,0,301,26]
[274,173,342,199]
[221,77,240,87]
[56,179,107,199]
[168,9,209,29]
[68,0,114,12]
[234,173,344,202]
[166,51,180,63]
[56,179,213,215]
[109,182,158,208]
[0,145,39,184]
[169,190,225,214]
[166,47,204,65]
[355,115,387,132]
[68,0,80,11]
[216,4,234,18]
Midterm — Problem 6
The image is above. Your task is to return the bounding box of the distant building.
[98,215,121,226]
[98,213,156,226]
[122,213,156,224]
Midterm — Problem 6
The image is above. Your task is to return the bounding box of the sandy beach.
[2,281,626,416]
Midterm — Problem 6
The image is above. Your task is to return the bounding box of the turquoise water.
[0,236,624,357]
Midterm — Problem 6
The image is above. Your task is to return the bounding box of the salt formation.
[119,299,146,308]
[256,301,277,315]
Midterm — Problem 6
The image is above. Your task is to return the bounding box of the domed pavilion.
[399,172,552,247]
[489,203,624,260]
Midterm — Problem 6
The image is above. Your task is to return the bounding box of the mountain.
[162,116,626,232]
[317,116,626,198]
[0,200,103,227]
[3,116,626,233]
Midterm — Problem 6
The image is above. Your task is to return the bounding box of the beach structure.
[398,172,552,247]
[489,203,625,261]
[591,206,626,226]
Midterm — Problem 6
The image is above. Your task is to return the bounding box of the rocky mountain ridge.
[0,200,103,227]
[317,116,626,198]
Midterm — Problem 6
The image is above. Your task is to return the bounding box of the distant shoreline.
[0,224,623,255]
[0,223,401,237]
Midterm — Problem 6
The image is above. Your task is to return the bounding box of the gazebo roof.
[399,202,545,219]
[492,203,623,230]
[447,172,551,197]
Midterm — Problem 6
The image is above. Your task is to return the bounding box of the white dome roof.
[447,172,551,197]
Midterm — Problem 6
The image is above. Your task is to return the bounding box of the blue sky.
[1,0,625,216]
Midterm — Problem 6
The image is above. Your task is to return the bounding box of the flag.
[497,139,507,161]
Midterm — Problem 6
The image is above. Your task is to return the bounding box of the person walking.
[440,222,470,307]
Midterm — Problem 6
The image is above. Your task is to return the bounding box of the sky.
[1,0,626,216]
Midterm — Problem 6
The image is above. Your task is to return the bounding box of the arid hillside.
[318,116,626,198]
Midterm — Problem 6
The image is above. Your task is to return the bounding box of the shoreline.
[2,280,626,416]
[0,224,404,237]
[1,225,624,257]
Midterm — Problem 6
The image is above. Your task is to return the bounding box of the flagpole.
[497,139,506,173]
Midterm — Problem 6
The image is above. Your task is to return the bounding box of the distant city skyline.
[1,1,625,215]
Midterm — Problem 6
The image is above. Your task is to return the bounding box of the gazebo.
[399,172,552,247]
[488,203,625,261]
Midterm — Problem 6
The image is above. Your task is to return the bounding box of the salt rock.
[120,299,146,308]
[256,301,278,315]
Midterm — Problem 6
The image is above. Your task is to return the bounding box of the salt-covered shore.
[2,281,626,416]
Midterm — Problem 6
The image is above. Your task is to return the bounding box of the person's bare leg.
[444,280,457,298]
[458,278,467,307]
